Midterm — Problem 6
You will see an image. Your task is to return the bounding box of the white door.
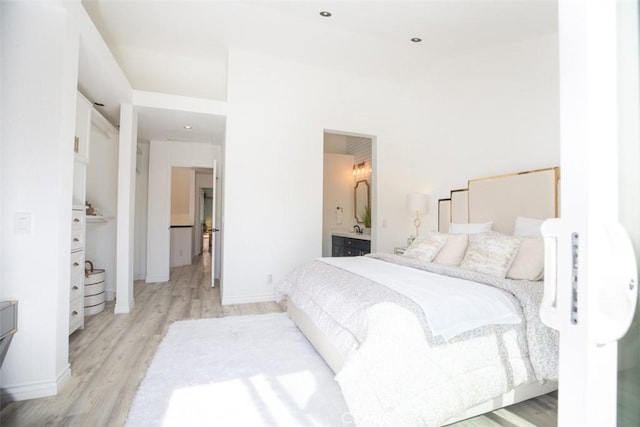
[542,1,640,425]
[210,161,217,287]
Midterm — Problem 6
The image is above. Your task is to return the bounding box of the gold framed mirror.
[354,179,370,225]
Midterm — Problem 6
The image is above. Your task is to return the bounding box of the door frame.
[552,1,640,425]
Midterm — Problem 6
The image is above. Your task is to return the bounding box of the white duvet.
[275,255,559,426]
[320,257,521,340]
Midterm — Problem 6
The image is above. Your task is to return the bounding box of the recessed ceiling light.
[319,11,332,17]
[411,38,422,43]
[184,125,192,130]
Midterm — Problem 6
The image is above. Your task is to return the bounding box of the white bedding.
[320,257,521,340]
[276,255,558,425]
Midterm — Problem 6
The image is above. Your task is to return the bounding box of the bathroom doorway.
[322,131,374,257]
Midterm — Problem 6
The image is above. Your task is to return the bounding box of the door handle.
[212,228,220,232]
[541,219,638,344]
[540,218,562,330]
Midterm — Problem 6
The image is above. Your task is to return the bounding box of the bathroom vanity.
[331,232,371,257]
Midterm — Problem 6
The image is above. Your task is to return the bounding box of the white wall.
[170,167,195,225]
[324,133,347,154]
[111,44,227,101]
[222,35,560,304]
[379,34,560,245]
[169,227,192,267]
[134,142,150,280]
[85,113,119,300]
[146,141,217,283]
[0,1,79,399]
[223,48,409,304]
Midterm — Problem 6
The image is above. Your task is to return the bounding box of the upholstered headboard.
[438,167,560,234]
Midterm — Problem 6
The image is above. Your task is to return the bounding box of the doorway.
[192,167,218,287]
[200,187,214,254]
[322,131,374,257]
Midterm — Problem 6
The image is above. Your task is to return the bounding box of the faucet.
[353,225,362,234]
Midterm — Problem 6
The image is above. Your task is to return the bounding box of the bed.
[275,167,560,426]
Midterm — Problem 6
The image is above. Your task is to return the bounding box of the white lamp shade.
[408,193,429,213]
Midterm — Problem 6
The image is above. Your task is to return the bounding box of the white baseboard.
[221,293,275,305]
[145,275,169,284]
[114,303,132,314]
[1,364,71,402]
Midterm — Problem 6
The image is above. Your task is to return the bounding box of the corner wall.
[134,142,150,280]
[1,1,79,399]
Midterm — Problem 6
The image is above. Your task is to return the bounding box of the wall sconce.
[352,162,371,176]
[407,192,429,238]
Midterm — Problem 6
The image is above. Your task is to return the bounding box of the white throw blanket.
[320,256,521,340]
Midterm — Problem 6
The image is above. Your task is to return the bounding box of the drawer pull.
[72,310,78,316]
[73,262,80,267]
[73,237,80,242]
[73,218,80,223]
[72,285,79,290]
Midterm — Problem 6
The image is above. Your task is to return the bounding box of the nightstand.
[394,247,407,255]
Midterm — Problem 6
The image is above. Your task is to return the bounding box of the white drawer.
[69,279,84,299]
[71,227,85,252]
[71,209,85,226]
[69,296,84,332]
[70,251,84,291]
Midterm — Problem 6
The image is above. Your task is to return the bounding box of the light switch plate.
[14,212,32,234]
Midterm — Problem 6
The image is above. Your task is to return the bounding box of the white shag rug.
[126,313,352,427]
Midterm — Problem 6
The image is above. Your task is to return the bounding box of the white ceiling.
[80,0,557,144]
[136,107,226,144]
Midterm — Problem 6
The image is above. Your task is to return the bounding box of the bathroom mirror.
[354,179,370,225]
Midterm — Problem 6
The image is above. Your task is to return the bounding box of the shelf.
[86,215,113,223]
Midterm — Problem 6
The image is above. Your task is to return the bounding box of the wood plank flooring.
[1,254,557,426]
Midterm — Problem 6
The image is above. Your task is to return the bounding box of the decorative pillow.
[460,233,522,278]
[507,237,545,281]
[448,222,493,235]
[433,234,469,266]
[513,216,544,237]
[403,232,448,262]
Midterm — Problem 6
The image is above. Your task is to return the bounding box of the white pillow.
[507,237,545,281]
[403,232,448,262]
[513,216,544,237]
[460,233,522,278]
[433,234,469,266]
[448,222,493,235]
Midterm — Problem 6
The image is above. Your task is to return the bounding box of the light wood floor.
[1,255,557,426]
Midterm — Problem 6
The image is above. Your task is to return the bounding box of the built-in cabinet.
[73,93,90,206]
[69,92,91,335]
[69,207,85,334]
